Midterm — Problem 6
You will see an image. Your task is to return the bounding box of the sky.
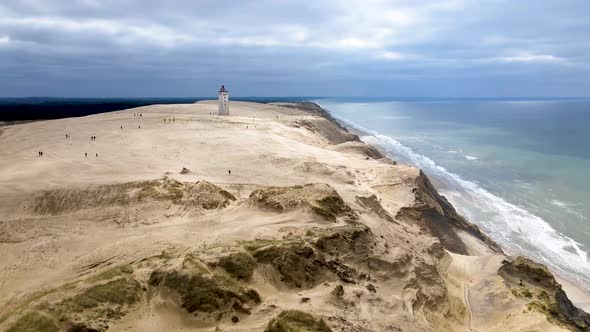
[0,0,589,97]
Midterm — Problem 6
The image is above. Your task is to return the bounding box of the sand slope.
[0,101,588,331]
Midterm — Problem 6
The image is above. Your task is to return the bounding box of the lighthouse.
[218,85,229,115]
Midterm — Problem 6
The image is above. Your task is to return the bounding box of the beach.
[0,100,588,331]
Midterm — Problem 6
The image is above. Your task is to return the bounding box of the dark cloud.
[0,0,589,97]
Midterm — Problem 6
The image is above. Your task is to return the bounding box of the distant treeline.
[0,97,313,121]
[0,98,201,121]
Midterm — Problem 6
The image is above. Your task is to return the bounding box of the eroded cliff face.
[499,257,590,331]
[0,102,587,332]
[396,170,503,256]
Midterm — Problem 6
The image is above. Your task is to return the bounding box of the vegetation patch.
[217,251,257,280]
[511,287,533,299]
[331,285,344,298]
[29,177,236,216]
[68,277,141,312]
[503,256,558,289]
[313,225,371,257]
[248,184,356,221]
[2,272,141,331]
[136,183,159,201]
[315,194,357,221]
[148,269,260,317]
[265,310,332,332]
[241,226,374,288]
[162,178,185,202]
[245,240,325,288]
[500,256,590,330]
[31,183,137,214]
[83,264,134,284]
[240,239,282,252]
[137,177,185,203]
[183,253,212,274]
[6,311,58,332]
[185,180,236,209]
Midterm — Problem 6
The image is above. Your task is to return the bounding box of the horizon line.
[1,96,590,100]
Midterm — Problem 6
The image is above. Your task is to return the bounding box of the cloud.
[0,35,10,46]
[0,0,468,51]
[482,53,568,65]
[0,16,193,47]
[377,51,407,61]
[496,54,566,63]
[0,0,589,97]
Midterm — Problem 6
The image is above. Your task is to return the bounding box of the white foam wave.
[332,115,590,288]
[465,155,478,160]
[551,200,569,208]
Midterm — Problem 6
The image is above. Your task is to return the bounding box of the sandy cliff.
[0,101,588,331]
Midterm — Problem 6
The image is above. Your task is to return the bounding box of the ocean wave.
[331,114,590,288]
[447,149,478,161]
[550,200,587,220]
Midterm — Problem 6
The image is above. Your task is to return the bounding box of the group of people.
[39,111,151,159]
[37,113,239,179]
[40,112,210,161]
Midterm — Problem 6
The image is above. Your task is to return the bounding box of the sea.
[315,97,590,290]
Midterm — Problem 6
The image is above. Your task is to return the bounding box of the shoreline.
[312,101,590,308]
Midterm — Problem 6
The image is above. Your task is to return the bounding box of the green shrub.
[265,310,332,332]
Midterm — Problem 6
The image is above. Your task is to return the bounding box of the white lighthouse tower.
[218,85,229,115]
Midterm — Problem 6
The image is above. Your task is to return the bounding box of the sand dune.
[0,101,589,331]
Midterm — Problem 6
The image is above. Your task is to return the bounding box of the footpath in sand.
[0,101,589,331]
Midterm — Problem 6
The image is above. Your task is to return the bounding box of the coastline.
[0,100,588,331]
[315,101,590,307]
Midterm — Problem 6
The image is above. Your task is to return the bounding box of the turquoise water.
[316,98,590,289]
